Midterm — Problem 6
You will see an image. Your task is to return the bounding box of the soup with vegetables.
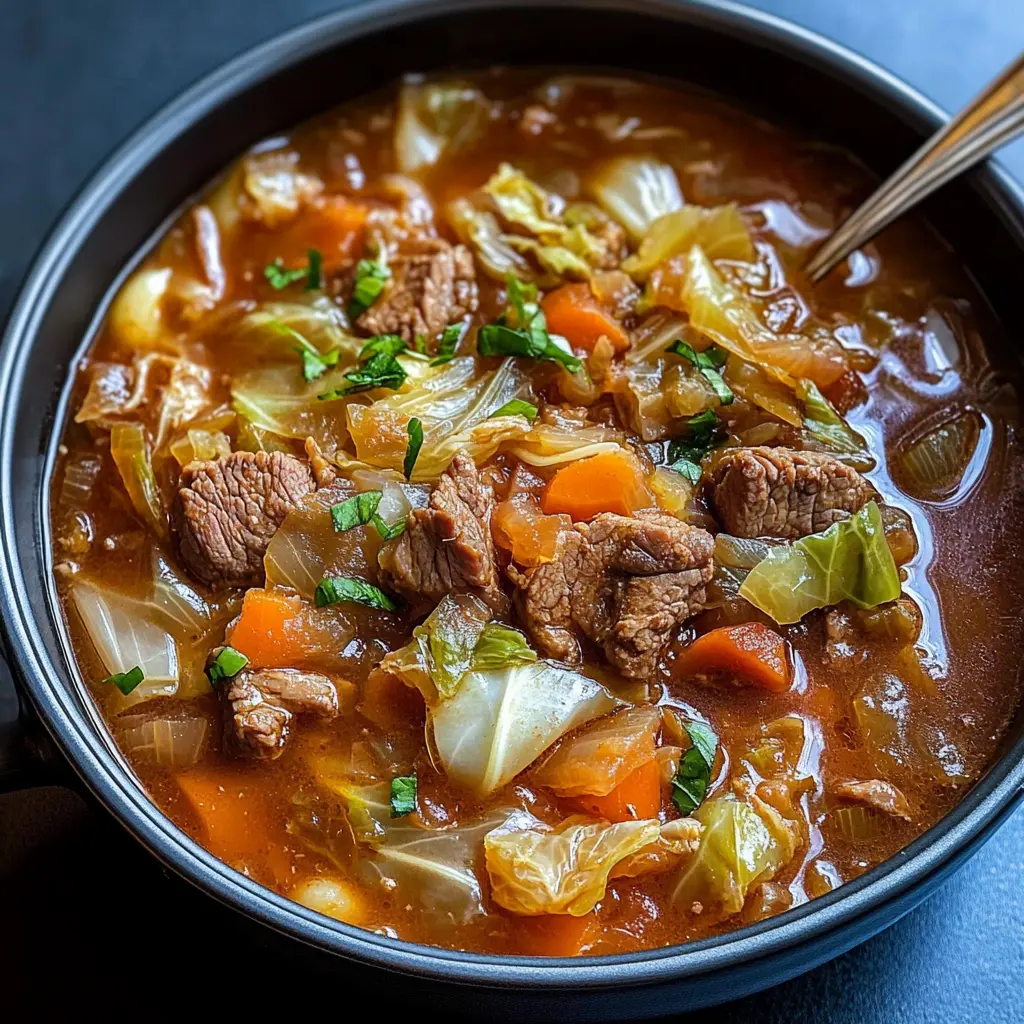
[51,70,1024,956]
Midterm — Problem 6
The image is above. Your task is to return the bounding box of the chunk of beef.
[378,453,507,613]
[225,668,339,760]
[173,450,315,588]
[510,510,715,678]
[833,778,912,820]
[356,238,478,343]
[711,447,875,539]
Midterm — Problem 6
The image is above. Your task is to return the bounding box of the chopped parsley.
[264,248,322,291]
[348,257,390,319]
[206,646,249,684]
[430,322,465,366]
[104,665,145,695]
[490,399,539,421]
[667,410,726,484]
[314,576,397,611]
[331,491,383,532]
[671,721,718,815]
[318,350,407,400]
[390,775,418,818]
[403,417,424,480]
[666,340,733,405]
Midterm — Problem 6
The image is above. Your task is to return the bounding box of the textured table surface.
[1,1,1023,1019]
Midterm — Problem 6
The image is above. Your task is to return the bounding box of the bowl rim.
[3,0,1024,990]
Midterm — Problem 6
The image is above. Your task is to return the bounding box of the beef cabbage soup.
[50,70,1024,956]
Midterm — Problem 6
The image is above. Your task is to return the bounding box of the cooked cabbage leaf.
[798,378,874,470]
[670,791,797,917]
[622,204,754,279]
[484,812,661,915]
[590,156,684,240]
[109,422,167,539]
[394,79,490,174]
[430,662,621,796]
[739,501,900,624]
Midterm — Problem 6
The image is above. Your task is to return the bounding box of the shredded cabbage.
[622,204,754,279]
[897,412,981,501]
[394,79,490,174]
[151,553,211,639]
[484,813,661,916]
[447,197,537,282]
[739,501,901,624]
[429,661,620,797]
[505,422,622,467]
[670,791,797,918]
[109,422,167,539]
[118,713,208,768]
[590,156,684,240]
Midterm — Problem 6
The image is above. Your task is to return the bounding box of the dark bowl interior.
[2,0,1024,1018]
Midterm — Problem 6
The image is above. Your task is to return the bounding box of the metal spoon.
[806,52,1024,282]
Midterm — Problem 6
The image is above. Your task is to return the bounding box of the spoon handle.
[806,52,1024,282]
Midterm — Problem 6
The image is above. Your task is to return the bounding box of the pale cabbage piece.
[150,553,211,640]
[118,714,208,769]
[234,299,360,363]
[347,356,532,480]
[724,357,803,428]
[533,705,661,798]
[241,149,323,227]
[447,197,537,282]
[394,79,491,174]
[70,579,179,707]
[74,353,177,426]
[109,267,174,352]
[739,502,901,625]
[109,422,167,540]
[622,204,755,279]
[590,156,684,240]
[504,422,623,467]
[168,428,232,468]
[484,813,661,916]
[797,378,874,469]
[153,358,214,450]
[610,817,704,880]
[430,662,621,797]
[670,791,798,918]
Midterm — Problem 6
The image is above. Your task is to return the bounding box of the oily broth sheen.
[50,69,1024,955]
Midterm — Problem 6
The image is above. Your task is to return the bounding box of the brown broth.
[50,69,1024,956]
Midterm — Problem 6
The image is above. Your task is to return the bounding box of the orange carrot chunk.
[576,758,661,822]
[512,912,599,956]
[542,450,652,521]
[226,587,309,669]
[541,282,630,354]
[677,622,791,692]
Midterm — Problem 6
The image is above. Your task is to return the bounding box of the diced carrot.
[359,668,425,732]
[256,196,368,274]
[512,912,598,957]
[493,497,571,566]
[541,282,630,354]
[176,767,292,885]
[677,622,791,692]
[542,450,652,521]
[576,758,661,822]
[226,587,310,669]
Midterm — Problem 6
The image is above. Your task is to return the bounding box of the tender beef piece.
[173,450,315,588]
[225,668,339,760]
[510,510,715,678]
[356,238,479,343]
[378,453,508,613]
[833,778,912,820]
[711,447,875,540]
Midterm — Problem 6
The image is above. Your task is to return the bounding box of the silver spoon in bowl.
[805,52,1024,282]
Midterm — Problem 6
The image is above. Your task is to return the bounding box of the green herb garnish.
[667,410,725,484]
[314,576,397,611]
[430,323,464,366]
[671,721,718,815]
[359,334,407,360]
[666,340,733,406]
[104,665,145,695]
[264,248,322,291]
[490,399,539,421]
[331,491,383,532]
[390,775,418,818]
[206,646,249,685]
[403,417,424,480]
[318,350,408,400]
[372,514,407,540]
[477,275,582,372]
[348,257,391,319]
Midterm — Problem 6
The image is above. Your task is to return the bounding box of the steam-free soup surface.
[51,70,1024,956]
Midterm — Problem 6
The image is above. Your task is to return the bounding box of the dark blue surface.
[0,2,1022,1019]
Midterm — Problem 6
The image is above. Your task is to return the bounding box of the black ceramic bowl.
[2,0,1023,1017]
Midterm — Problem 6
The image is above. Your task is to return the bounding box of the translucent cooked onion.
[119,714,209,768]
[58,452,102,510]
[109,422,167,539]
[109,267,174,352]
[70,579,179,706]
[831,804,882,842]
[626,312,692,365]
[897,412,981,501]
[151,553,211,638]
[168,428,232,467]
